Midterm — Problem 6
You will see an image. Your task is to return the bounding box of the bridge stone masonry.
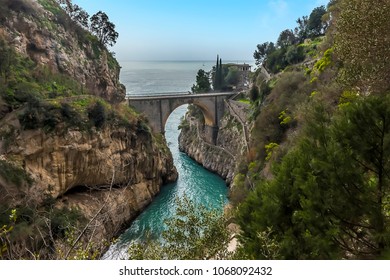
[127,92,236,144]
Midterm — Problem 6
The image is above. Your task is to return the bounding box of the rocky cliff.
[0,0,125,103]
[0,0,177,259]
[0,102,177,258]
[179,105,247,184]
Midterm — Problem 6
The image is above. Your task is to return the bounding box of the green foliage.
[224,66,240,86]
[314,48,333,73]
[307,5,328,38]
[40,0,64,16]
[338,90,358,108]
[87,101,106,128]
[254,42,276,66]
[90,11,118,47]
[254,5,329,73]
[264,142,279,161]
[278,110,292,125]
[107,51,120,70]
[127,196,231,260]
[50,207,84,239]
[187,104,205,123]
[136,119,151,134]
[285,45,305,65]
[191,69,211,93]
[264,48,287,74]
[277,29,296,48]
[18,99,63,132]
[0,209,17,258]
[251,70,311,164]
[212,55,224,90]
[178,116,189,130]
[334,0,390,93]
[0,159,33,188]
[56,0,89,29]
[0,35,87,117]
[211,57,246,90]
[0,37,17,82]
[238,95,390,259]
[249,85,260,102]
[236,226,280,260]
[229,173,250,207]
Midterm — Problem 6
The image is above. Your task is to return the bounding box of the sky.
[72,0,329,62]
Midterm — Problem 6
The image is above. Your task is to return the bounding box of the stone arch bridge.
[128,92,236,144]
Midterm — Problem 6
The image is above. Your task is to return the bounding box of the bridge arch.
[160,98,216,132]
[128,92,235,144]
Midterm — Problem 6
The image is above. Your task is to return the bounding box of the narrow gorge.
[178,100,249,185]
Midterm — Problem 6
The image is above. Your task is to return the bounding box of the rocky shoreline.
[178,107,247,185]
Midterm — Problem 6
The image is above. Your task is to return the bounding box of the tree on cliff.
[90,11,118,47]
[253,42,276,66]
[191,69,211,93]
[277,29,296,48]
[237,95,390,259]
[294,5,327,42]
[57,0,89,28]
[307,5,327,38]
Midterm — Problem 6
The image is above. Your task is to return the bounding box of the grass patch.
[238,98,250,104]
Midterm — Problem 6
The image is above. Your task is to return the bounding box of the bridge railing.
[125,91,191,99]
[126,91,236,100]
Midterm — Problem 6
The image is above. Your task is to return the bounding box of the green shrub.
[88,101,106,128]
[285,45,306,65]
[265,142,279,161]
[0,160,33,187]
[18,106,42,130]
[50,207,84,238]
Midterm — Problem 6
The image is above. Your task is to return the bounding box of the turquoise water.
[102,61,230,259]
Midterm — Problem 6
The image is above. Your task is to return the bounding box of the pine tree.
[237,96,390,259]
[90,11,118,47]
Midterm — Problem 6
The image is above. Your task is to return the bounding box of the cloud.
[268,0,288,17]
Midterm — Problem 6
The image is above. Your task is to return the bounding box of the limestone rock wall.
[179,113,246,185]
[0,111,177,257]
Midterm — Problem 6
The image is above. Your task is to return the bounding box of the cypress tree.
[214,55,220,91]
[218,58,223,90]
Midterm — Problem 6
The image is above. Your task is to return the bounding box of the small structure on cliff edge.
[232,63,252,90]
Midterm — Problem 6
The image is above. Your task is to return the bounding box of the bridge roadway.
[127,91,236,144]
[126,91,234,100]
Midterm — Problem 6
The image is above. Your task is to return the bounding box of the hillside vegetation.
[233,0,390,259]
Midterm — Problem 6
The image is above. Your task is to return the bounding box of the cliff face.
[0,0,177,259]
[0,114,176,204]
[179,110,246,184]
[0,0,124,103]
[0,106,177,257]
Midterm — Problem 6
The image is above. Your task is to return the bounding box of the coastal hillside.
[175,0,390,260]
[0,0,177,259]
[234,0,390,259]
